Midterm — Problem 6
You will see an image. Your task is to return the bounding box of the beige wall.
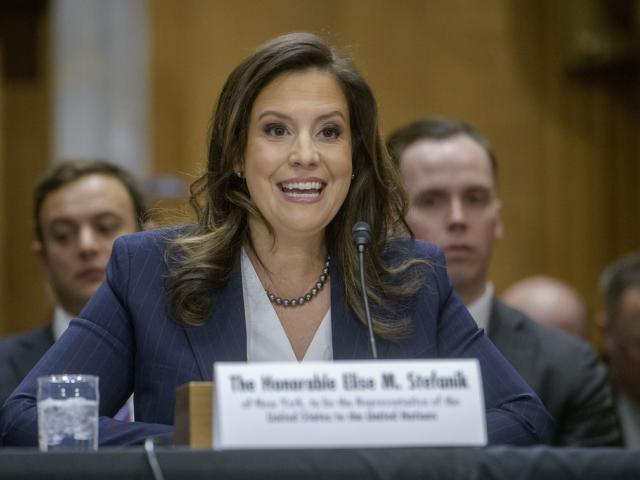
[150,0,640,341]
[1,1,638,342]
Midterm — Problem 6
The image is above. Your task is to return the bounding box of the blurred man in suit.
[599,253,640,447]
[388,117,620,446]
[502,275,589,340]
[0,160,146,407]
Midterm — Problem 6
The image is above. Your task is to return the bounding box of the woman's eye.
[320,126,341,139]
[264,124,288,137]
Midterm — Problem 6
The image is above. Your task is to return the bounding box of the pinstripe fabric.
[0,228,552,446]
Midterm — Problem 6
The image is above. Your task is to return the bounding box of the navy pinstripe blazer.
[0,228,552,446]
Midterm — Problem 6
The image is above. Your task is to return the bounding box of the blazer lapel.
[184,252,383,374]
[183,257,247,381]
[330,259,386,360]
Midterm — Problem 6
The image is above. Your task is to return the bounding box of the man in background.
[0,160,146,407]
[502,275,589,340]
[388,117,620,446]
[599,253,640,447]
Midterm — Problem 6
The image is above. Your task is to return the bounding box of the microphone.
[352,221,371,253]
[351,221,378,359]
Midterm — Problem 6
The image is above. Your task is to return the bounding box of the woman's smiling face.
[243,68,352,242]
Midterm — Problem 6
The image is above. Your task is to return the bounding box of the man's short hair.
[600,252,640,324]
[386,117,498,181]
[33,159,148,242]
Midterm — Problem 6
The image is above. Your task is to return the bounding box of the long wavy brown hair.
[166,32,426,339]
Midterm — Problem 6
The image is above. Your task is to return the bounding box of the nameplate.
[213,359,486,449]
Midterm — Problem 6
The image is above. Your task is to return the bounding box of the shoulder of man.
[0,323,54,356]
[491,298,620,446]
[0,323,54,394]
[492,299,596,359]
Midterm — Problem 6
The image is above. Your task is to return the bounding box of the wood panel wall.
[1,1,638,342]
[0,14,51,336]
[150,0,640,341]
[0,48,5,335]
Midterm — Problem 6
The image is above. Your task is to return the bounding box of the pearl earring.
[236,171,244,179]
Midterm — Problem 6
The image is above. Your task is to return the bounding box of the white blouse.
[241,249,333,362]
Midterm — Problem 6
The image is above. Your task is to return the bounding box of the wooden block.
[174,381,214,448]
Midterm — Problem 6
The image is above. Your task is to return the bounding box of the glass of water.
[37,374,99,452]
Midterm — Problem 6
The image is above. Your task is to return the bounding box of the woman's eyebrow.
[256,109,346,122]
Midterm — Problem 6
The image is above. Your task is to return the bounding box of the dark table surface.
[0,445,638,480]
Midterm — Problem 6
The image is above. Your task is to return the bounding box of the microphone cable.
[144,437,166,480]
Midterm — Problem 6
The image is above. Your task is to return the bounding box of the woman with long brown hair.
[0,32,551,447]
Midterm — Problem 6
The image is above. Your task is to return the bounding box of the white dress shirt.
[617,392,640,448]
[52,306,73,342]
[466,283,494,334]
[241,248,333,362]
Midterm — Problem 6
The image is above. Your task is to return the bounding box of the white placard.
[213,359,486,449]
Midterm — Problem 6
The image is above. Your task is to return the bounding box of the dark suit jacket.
[0,229,552,447]
[489,299,621,446]
[0,324,54,407]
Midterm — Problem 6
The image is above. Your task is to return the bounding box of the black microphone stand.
[352,222,378,359]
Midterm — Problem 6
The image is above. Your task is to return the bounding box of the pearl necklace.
[265,256,330,307]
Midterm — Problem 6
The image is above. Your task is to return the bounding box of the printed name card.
[213,359,486,449]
